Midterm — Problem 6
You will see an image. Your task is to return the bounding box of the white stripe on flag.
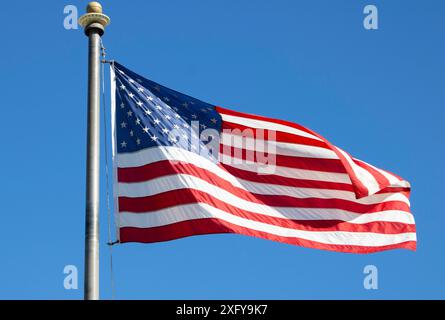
[118,174,414,224]
[119,203,417,246]
[220,113,323,141]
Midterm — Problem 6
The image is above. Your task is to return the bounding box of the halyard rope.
[100,38,116,300]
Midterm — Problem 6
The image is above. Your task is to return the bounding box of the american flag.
[111,62,416,253]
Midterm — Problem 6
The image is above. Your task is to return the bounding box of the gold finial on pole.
[79,1,110,35]
[87,1,103,13]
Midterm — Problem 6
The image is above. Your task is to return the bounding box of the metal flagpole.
[79,2,110,300]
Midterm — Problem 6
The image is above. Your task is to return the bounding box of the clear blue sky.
[0,0,443,299]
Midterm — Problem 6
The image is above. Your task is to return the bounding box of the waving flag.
[111,62,416,253]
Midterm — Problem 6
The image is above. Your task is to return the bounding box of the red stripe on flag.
[118,189,414,234]
[120,219,416,254]
[221,121,330,149]
[216,106,319,138]
[118,159,356,191]
[354,159,390,191]
[220,144,347,173]
[118,162,410,213]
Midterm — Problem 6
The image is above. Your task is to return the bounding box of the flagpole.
[79,2,110,300]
